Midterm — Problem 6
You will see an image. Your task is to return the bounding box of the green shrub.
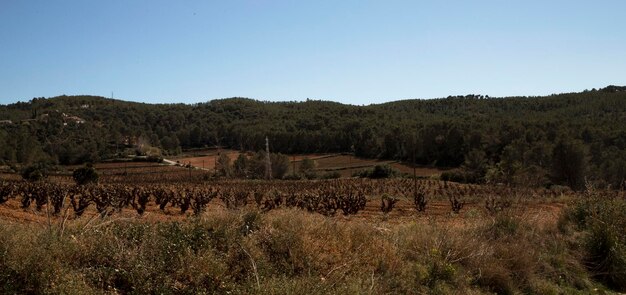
[561,193,626,291]
[583,198,626,290]
[283,173,303,180]
[585,219,626,290]
[20,162,54,182]
[72,166,99,185]
[146,155,164,163]
[487,214,520,239]
[299,158,317,179]
[353,169,370,178]
[303,170,318,179]
[241,211,262,236]
[370,164,396,178]
[440,168,481,183]
[355,164,398,179]
[321,171,341,179]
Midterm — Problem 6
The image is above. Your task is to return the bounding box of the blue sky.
[1,1,625,105]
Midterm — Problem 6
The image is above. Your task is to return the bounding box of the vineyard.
[0,175,597,224]
[2,174,626,293]
[0,153,457,223]
[2,164,626,294]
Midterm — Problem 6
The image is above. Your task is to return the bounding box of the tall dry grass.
[0,199,621,294]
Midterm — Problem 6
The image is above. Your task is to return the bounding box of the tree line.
[1,86,625,189]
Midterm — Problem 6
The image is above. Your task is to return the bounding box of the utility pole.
[412,135,417,199]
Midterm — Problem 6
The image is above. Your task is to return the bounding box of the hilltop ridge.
[0,86,625,188]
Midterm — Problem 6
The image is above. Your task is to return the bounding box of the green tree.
[463,149,488,176]
[21,161,54,182]
[369,164,397,179]
[600,147,626,189]
[299,157,317,179]
[215,152,232,177]
[552,139,587,191]
[233,153,249,178]
[160,135,181,155]
[271,153,290,179]
[72,165,99,185]
[248,151,267,179]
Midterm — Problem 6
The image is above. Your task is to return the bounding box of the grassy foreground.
[1,195,624,294]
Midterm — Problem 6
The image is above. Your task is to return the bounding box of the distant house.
[62,113,86,124]
[64,116,86,124]
[123,136,139,147]
[32,112,87,126]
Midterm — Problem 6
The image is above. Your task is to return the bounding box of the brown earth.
[59,151,443,179]
[0,194,565,227]
[172,150,243,170]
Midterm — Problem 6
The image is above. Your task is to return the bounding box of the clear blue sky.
[1,1,625,105]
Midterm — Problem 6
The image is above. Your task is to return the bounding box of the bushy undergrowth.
[0,205,619,294]
[440,168,482,184]
[355,164,398,179]
[559,190,626,291]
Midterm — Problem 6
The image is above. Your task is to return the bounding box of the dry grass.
[1,200,617,294]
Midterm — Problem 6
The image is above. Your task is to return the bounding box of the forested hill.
[1,86,625,188]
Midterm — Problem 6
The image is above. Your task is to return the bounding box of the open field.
[49,150,445,182]
[172,151,445,177]
[171,149,244,171]
[0,179,569,225]
[1,176,625,294]
[2,147,623,293]
[303,154,444,177]
[70,151,409,178]
[1,173,626,294]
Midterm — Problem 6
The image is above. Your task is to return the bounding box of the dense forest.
[1,86,625,189]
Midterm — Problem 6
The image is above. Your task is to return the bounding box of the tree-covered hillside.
[1,86,625,188]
